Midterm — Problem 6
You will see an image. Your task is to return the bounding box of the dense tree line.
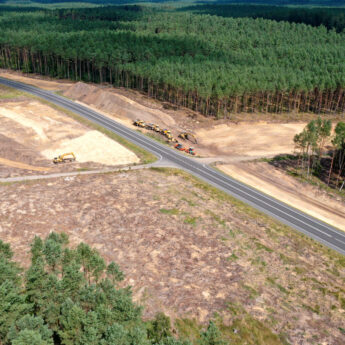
[0,233,226,345]
[202,0,345,6]
[0,6,345,117]
[294,119,345,188]
[182,4,345,33]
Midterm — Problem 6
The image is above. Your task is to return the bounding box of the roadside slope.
[219,162,345,232]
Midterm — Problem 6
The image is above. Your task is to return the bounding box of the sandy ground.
[219,162,345,231]
[196,122,306,158]
[0,97,139,177]
[64,82,179,129]
[42,130,139,166]
[0,169,344,345]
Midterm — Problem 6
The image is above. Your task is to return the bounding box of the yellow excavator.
[133,119,146,128]
[178,132,198,144]
[53,152,76,164]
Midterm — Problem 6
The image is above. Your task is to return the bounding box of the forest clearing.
[0,85,139,177]
[1,2,345,345]
[1,168,345,345]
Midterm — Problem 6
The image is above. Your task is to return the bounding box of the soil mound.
[64,82,176,127]
[42,130,139,166]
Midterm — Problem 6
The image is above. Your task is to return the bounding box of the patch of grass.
[227,253,239,261]
[293,266,307,275]
[266,277,288,294]
[145,132,170,146]
[206,210,227,227]
[251,256,267,267]
[176,309,287,345]
[181,197,197,207]
[175,318,202,344]
[242,284,259,299]
[302,304,320,315]
[184,216,198,226]
[159,208,179,215]
[252,239,273,253]
[216,303,288,345]
[0,84,23,99]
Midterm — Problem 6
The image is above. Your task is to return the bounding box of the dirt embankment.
[0,97,139,177]
[0,169,344,345]
[219,162,345,231]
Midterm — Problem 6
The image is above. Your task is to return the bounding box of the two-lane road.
[1,77,344,255]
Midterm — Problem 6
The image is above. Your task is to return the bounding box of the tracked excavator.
[178,132,198,144]
[53,152,76,164]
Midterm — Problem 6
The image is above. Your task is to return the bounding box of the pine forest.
[0,5,345,117]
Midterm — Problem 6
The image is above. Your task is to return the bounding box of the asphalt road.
[1,76,345,256]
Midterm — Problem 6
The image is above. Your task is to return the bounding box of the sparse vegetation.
[1,167,345,344]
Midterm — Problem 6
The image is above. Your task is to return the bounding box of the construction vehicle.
[153,124,160,132]
[133,119,146,128]
[174,144,196,155]
[145,123,155,130]
[160,129,171,136]
[165,132,177,142]
[187,147,196,155]
[178,132,198,144]
[174,143,186,151]
[53,152,76,164]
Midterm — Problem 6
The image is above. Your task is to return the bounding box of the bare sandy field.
[219,162,345,231]
[196,122,306,158]
[0,96,139,177]
[0,169,344,345]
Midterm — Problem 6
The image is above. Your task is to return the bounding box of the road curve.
[1,76,344,256]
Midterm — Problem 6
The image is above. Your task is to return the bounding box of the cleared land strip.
[1,77,344,256]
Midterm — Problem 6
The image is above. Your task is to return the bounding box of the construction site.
[0,70,345,345]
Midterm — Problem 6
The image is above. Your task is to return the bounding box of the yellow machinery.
[160,129,171,136]
[166,133,178,142]
[178,132,197,144]
[133,119,146,128]
[153,124,160,132]
[145,123,155,130]
[53,152,76,164]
